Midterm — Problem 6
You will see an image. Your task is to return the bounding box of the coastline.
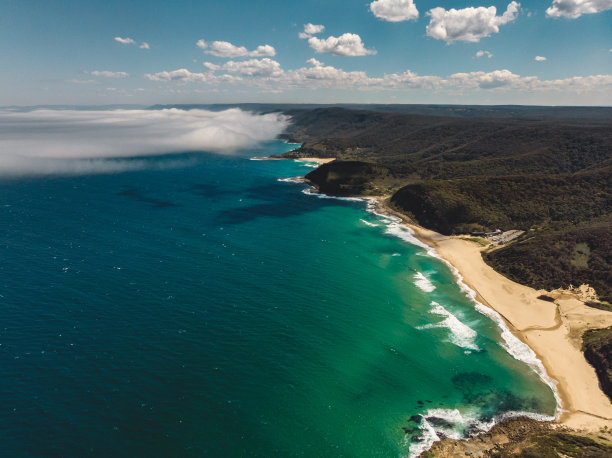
[293,157,335,164]
[293,156,612,453]
[374,199,612,432]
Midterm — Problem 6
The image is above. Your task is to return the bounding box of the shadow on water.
[215,182,353,225]
[452,372,543,417]
[117,188,178,208]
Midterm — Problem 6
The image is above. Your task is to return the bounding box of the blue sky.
[1,0,611,105]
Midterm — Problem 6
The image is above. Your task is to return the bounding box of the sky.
[1,0,611,106]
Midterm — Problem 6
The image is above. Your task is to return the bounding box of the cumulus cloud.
[145,68,243,84]
[426,1,520,43]
[369,0,419,22]
[534,55,547,61]
[114,36,150,49]
[203,62,221,71]
[0,109,289,176]
[146,62,612,96]
[217,58,282,77]
[546,0,612,18]
[299,23,325,39]
[196,39,276,57]
[307,33,377,56]
[89,70,129,78]
[306,58,324,67]
[476,50,494,58]
[449,69,526,89]
[114,36,135,45]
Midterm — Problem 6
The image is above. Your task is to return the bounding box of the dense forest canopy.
[276,107,612,303]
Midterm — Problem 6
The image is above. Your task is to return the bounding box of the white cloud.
[196,39,276,57]
[89,70,129,78]
[307,33,377,56]
[114,36,135,45]
[284,62,372,87]
[449,69,526,89]
[69,79,97,84]
[534,55,547,61]
[546,0,612,18]
[299,23,325,39]
[0,108,289,176]
[203,62,221,71]
[476,50,494,58]
[426,1,520,43]
[114,36,149,49]
[306,58,324,67]
[369,0,419,22]
[219,58,283,77]
[145,68,243,84]
[147,62,612,96]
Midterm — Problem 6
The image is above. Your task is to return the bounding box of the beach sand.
[299,161,612,431]
[392,211,612,432]
[294,157,335,164]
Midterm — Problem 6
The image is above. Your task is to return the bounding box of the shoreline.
[374,198,612,432]
[292,156,612,450]
[293,157,335,164]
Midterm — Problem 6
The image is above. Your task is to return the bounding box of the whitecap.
[277,177,303,183]
[359,218,378,227]
[301,190,561,418]
[300,188,365,202]
[418,302,480,351]
[408,407,555,457]
[474,303,562,410]
[414,272,435,293]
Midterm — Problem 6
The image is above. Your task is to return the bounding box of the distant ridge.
[149,103,612,120]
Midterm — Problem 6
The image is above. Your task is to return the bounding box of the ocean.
[0,139,556,456]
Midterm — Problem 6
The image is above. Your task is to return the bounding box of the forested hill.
[277,107,612,304]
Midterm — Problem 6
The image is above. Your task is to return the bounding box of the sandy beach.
[383,205,612,432]
[300,159,612,431]
[294,157,335,164]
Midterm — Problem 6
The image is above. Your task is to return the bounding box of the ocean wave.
[363,202,561,412]
[418,302,480,351]
[360,218,378,227]
[408,407,556,457]
[414,272,435,293]
[474,303,562,410]
[277,177,304,183]
[300,188,365,202]
[296,188,560,455]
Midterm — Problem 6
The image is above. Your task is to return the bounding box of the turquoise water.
[0,141,556,456]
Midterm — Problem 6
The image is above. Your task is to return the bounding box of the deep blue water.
[0,141,555,457]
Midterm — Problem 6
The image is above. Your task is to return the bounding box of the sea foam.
[408,407,556,457]
[367,202,561,406]
[360,218,378,227]
[418,302,479,351]
[298,183,560,456]
[413,272,435,293]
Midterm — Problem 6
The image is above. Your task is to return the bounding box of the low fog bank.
[0,108,289,176]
